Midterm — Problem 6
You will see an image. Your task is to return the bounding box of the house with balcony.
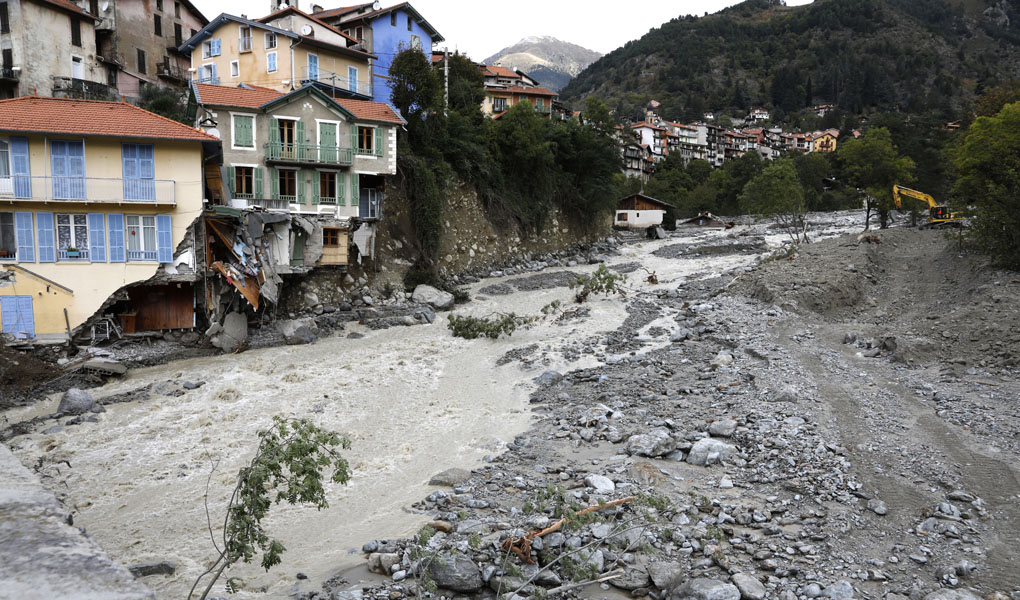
[630,122,667,162]
[311,1,444,105]
[0,0,113,100]
[180,9,375,100]
[479,64,556,118]
[92,0,209,99]
[189,81,402,267]
[0,96,216,341]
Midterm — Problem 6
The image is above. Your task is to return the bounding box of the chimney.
[312,3,323,13]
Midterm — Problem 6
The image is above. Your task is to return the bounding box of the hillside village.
[2,2,1020,600]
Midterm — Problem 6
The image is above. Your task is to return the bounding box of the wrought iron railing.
[127,249,158,261]
[266,143,353,165]
[299,67,372,97]
[0,68,18,81]
[0,176,176,204]
[52,77,117,101]
[57,249,90,261]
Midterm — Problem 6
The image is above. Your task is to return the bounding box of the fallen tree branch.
[500,496,635,563]
[546,569,624,596]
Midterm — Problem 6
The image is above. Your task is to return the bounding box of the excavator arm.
[892,185,937,211]
[891,184,964,227]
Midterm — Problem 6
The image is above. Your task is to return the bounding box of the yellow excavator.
[892,185,966,228]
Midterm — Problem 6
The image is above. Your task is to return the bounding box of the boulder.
[428,555,482,592]
[428,468,471,487]
[626,428,676,458]
[57,388,101,415]
[822,581,855,600]
[584,474,616,494]
[609,567,652,591]
[708,419,738,437]
[412,285,455,310]
[647,562,684,590]
[128,562,176,577]
[731,573,765,600]
[686,438,737,466]
[210,312,247,352]
[277,318,319,345]
[669,578,740,600]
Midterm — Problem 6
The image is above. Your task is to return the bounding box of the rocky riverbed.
[4,212,1019,600]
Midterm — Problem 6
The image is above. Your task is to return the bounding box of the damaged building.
[0,96,217,342]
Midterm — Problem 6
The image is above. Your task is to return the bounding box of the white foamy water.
[5,219,860,599]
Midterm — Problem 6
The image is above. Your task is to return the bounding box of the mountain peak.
[484,37,602,92]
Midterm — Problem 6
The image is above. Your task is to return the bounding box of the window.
[347,65,357,93]
[390,12,395,26]
[69,18,81,46]
[0,139,9,186]
[174,1,180,17]
[0,212,15,259]
[239,25,251,52]
[319,171,336,204]
[233,166,254,198]
[56,214,88,259]
[354,25,363,41]
[307,53,318,81]
[410,34,420,50]
[230,60,239,77]
[492,97,507,113]
[72,56,83,79]
[357,126,373,154]
[137,48,146,74]
[407,14,412,31]
[154,14,162,36]
[267,51,277,73]
[198,63,217,83]
[126,215,156,260]
[51,140,85,200]
[265,32,277,49]
[277,119,296,148]
[156,0,163,11]
[202,38,221,59]
[122,143,155,200]
[277,169,296,200]
[174,23,182,46]
[0,3,9,34]
[617,212,628,221]
[232,114,254,149]
[323,227,341,246]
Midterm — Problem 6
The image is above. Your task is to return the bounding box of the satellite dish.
[372,1,380,9]
[207,128,221,139]
[300,24,313,36]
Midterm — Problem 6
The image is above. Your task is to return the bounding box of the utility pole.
[444,47,449,116]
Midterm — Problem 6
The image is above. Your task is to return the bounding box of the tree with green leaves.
[189,417,351,600]
[953,101,1020,269]
[389,47,444,149]
[740,158,809,243]
[137,84,190,124]
[582,96,615,137]
[836,127,915,230]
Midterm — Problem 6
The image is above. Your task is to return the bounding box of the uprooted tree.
[189,417,352,600]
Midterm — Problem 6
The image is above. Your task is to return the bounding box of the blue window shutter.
[10,137,31,199]
[88,213,106,262]
[36,212,55,263]
[211,63,218,82]
[15,212,34,262]
[122,143,137,200]
[156,214,173,263]
[108,213,125,262]
[211,38,221,56]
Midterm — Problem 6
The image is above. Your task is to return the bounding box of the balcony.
[57,248,90,261]
[0,176,176,205]
[127,249,158,261]
[300,67,372,98]
[0,67,18,82]
[52,77,117,101]
[195,76,221,85]
[265,143,353,167]
[157,60,187,83]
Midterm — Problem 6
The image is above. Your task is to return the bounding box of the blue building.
[312,2,444,105]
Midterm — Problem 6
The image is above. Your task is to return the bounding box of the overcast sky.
[192,0,814,61]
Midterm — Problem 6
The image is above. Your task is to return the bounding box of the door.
[307,54,318,82]
[51,140,85,200]
[122,144,155,201]
[319,122,337,163]
[1,296,34,339]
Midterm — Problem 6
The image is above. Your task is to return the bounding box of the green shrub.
[569,264,624,303]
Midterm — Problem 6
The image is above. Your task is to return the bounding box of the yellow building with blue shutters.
[0,96,216,341]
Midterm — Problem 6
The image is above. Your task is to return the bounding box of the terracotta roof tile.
[0,96,217,141]
[486,84,557,97]
[313,4,370,19]
[195,82,284,108]
[333,98,403,124]
[257,6,360,45]
[484,65,520,79]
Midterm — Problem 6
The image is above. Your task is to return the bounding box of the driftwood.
[500,496,635,563]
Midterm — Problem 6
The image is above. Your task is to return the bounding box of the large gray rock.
[731,573,766,600]
[922,591,982,600]
[584,474,615,494]
[428,555,482,592]
[822,580,855,600]
[647,562,684,590]
[686,438,737,466]
[412,285,455,310]
[626,428,676,458]
[670,578,740,600]
[708,419,737,437]
[57,388,102,415]
[276,318,318,345]
[209,312,248,352]
[428,468,471,486]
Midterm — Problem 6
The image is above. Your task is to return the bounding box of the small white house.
[615,193,674,229]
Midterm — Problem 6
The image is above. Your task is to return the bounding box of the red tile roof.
[631,122,663,131]
[194,82,284,108]
[257,6,360,45]
[313,4,370,19]
[484,65,520,79]
[334,98,403,124]
[486,84,557,97]
[0,96,218,141]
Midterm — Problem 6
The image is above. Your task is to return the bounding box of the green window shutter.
[312,172,320,204]
[227,165,236,194]
[254,168,263,198]
[374,127,383,156]
[269,118,280,145]
[297,170,306,204]
[296,120,306,160]
[234,116,253,147]
[338,172,346,206]
[351,126,358,153]
[269,167,279,198]
[351,172,359,207]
